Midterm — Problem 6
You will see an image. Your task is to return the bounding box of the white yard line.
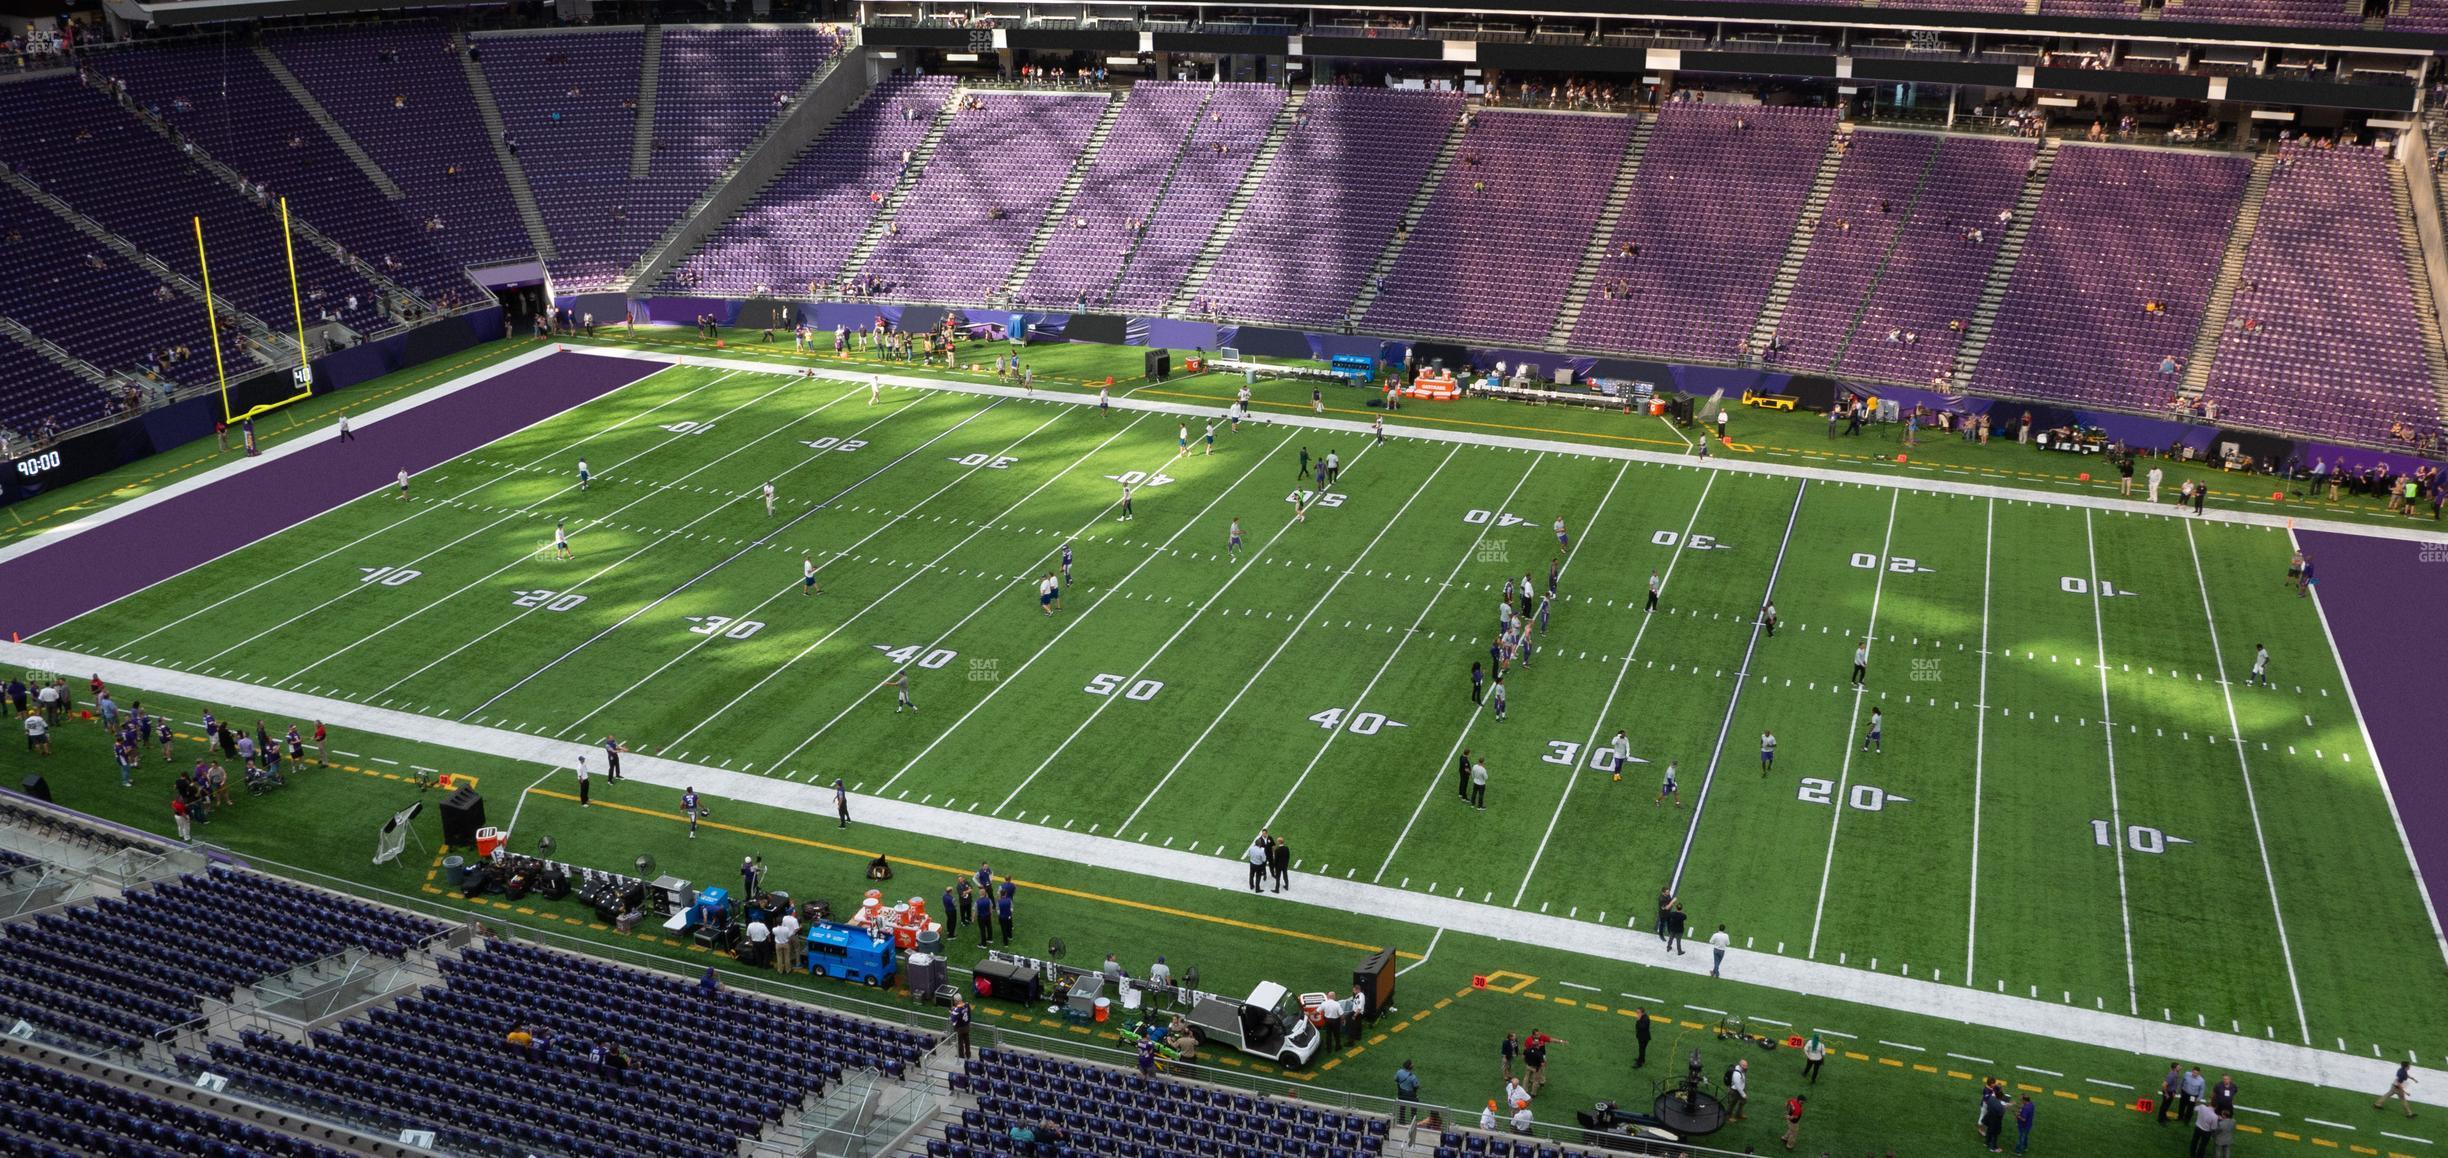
[283,379,871,689]
[560,406,1070,738]
[662,414,1154,760]
[1508,461,1691,906]
[194,370,751,669]
[872,430,1297,795]
[1396,928,1444,976]
[1806,489,1902,958]
[1667,480,1809,893]
[465,397,1007,718]
[1354,453,1548,876]
[2184,519,2311,1045]
[2290,529,2448,970]
[1965,497,1994,986]
[1108,441,1451,830]
[2083,509,2143,1016]
[97,361,709,658]
[10,637,2443,1110]
[997,436,1395,815]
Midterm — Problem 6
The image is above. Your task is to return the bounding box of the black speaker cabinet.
[1145,350,1171,381]
[1353,947,1396,1020]
[440,787,486,846]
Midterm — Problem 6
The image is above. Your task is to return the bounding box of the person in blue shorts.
[1553,516,1570,551]
[1203,421,1216,456]
[1861,708,1882,754]
[553,520,572,560]
[802,556,822,596]
[2297,554,2315,598]
[1760,730,1777,775]
[1227,517,1243,560]
[1177,424,1189,457]
[577,459,590,491]
[1060,542,1074,588]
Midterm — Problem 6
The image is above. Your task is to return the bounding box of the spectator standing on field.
[1726,1058,1749,1120]
[1245,834,1270,892]
[2377,1061,2419,1116]
[2014,1094,2036,1155]
[1470,758,1489,810]
[1394,1060,1421,1124]
[1709,924,1731,976]
[1267,834,1290,893]
[2159,1063,2184,1125]
[1664,900,1687,953]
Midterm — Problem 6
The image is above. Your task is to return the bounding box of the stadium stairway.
[1947,137,2058,392]
[1166,90,1304,316]
[1824,132,1951,377]
[1342,103,1476,328]
[1546,111,1655,353]
[251,46,406,202]
[999,88,1133,300]
[0,316,120,395]
[618,44,856,293]
[1095,83,1224,306]
[2387,156,2448,421]
[106,93,432,322]
[1747,122,1858,358]
[0,168,289,365]
[460,35,557,262]
[839,84,964,285]
[2180,148,2279,399]
[629,24,663,182]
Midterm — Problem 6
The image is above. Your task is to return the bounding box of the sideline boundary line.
[1965,497,1994,985]
[2291,528,2448,972]
[8,637,2430,1108]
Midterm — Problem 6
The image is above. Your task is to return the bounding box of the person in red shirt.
[312,721,328,766]
[1782,1094,1806,1150]
[1521,1030,1567,1096]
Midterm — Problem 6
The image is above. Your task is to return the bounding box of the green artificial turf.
[15,351,2448,1157]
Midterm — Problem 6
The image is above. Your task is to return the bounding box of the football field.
[32,354,2446,1062]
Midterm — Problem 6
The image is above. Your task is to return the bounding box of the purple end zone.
[0,351,666,640]
[2294,528,2448,928]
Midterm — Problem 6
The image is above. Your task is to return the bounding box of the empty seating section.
[2206,145,2438,443]
[477,31,650,288]
[2392,0,2448,29]
[97,45,460,300]
[862,91,1111,302]
[0,867,446,1054]
[1017,82,1207,307]
[2166,0,2359,23]
[1200,87,1463,326]
[199,940,931,1157]
[1970,145,2249,410]
[1571,104,1839,361]
[267,23,531,268]
[1781,133,2036,382]
[670,76,951,296]
[1107,83,1282,313]
[652,26,841,195]
[1363,110,1633,345]
[0,79,390,335]
[0,182,228,426]
[0,1050,349,1158]
[937,1047,1391,1158]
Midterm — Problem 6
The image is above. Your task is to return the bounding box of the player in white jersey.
[870,375,882,406]
[395,469,410,499]
[802,556,821,596]
[1118,482,1134,521]
[553,520,571,560]
[2249,643,2271,687]
[576,459,590,491]
[1227,517,1243,561]
[1097,386,1111,415]
[763,482,777,517]
[1610,729,1632,781]
[1657,761,1681,807]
